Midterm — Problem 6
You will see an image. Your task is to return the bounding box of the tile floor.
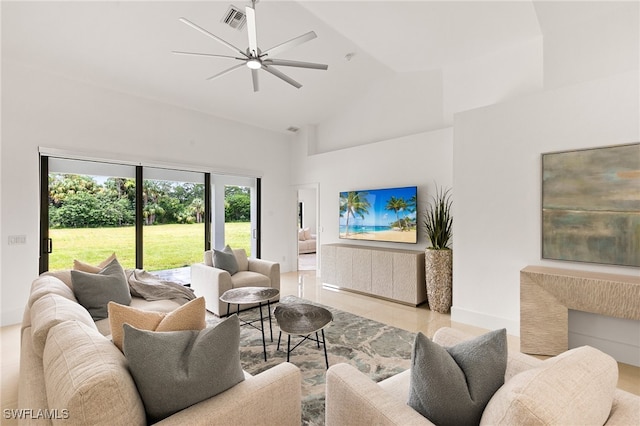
[280,270,639,396]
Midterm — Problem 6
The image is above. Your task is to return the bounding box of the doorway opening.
[297,186,318,271]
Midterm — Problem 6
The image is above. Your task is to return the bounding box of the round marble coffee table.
[274,303,333,368]
[220,287,280,361]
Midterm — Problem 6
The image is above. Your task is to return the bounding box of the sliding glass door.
[44,158,137,270]
[211,175,258,257]
[40,155,260,274]
[142,168,205,271]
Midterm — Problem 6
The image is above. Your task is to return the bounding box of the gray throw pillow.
[408,328,507,426]
[123,315,245,423]
[213,244,239,275]
[71,258,131,320]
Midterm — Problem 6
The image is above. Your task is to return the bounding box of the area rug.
[207,295,415,426]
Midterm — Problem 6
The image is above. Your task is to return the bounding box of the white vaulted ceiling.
[0,1,617,133]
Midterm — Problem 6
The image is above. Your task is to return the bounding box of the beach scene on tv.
[339,186,417,243]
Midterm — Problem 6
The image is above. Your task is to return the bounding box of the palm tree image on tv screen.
[339,186,417,244]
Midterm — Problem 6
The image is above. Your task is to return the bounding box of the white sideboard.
[321,243,426,306]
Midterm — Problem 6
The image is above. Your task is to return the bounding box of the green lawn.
[49,222,251,271]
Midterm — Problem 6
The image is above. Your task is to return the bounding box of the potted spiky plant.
[422,185,453,313]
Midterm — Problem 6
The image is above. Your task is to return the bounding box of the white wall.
[453,70,640,354]
[536,1,639,89]
[315,69,444,152]
[442,37,543,126]
[291,126,454,269]
[0,60,294,325]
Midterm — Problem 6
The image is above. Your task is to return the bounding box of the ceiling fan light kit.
[174,0,328,92]
[246,58,262,69]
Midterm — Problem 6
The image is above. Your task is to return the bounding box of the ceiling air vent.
[221,5,246,30]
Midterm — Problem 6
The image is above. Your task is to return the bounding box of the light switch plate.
[8,235,26,245]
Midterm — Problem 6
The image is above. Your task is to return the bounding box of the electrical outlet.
[8,235,27,245]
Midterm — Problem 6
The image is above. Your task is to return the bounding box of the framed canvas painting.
[542,143,640,267]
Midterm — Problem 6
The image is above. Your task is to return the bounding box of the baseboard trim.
[569,332,640,367]
[451,306,519,336]
[1,307,23,327]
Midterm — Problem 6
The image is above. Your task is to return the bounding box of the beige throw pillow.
[108,297,206,352]
[73,252,117,273]
[480,346,618,426]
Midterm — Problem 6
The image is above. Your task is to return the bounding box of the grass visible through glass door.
[48,222,251,271]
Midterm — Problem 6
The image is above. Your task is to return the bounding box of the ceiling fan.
[173,0,328,92]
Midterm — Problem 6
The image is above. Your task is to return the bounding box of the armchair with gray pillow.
[190,247,280,316]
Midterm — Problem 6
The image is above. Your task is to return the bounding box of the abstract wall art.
[542,143,640,267]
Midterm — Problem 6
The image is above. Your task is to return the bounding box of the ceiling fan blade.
[172,51,241,60]
[261,31,317,58]
[206,63,246,81]
[251,69,260,92]
[263,59,328,70]
[246,6,258,56]
[262,64,302,89]
[179,18,248,58]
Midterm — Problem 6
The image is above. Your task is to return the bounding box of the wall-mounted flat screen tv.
[339,186,418,243]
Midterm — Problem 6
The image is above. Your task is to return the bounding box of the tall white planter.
[425,249,452,313]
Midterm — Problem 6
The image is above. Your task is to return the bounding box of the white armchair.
[190,248,280,316]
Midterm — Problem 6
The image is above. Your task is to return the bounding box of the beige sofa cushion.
[41,269,73,288]
[108,297,206,352]
[43,320,146,426]
[480,346,618,426]
[28,275,77,308]
[232,271,271,288]
[129,296,183,312]
[30,293,96,358]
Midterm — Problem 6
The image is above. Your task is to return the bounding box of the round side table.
[220,287,279,361]
[274,303,333,368]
